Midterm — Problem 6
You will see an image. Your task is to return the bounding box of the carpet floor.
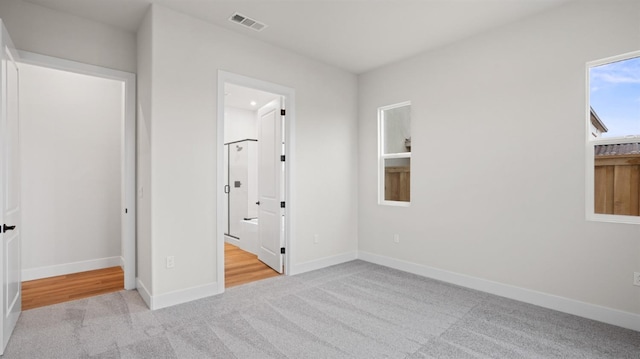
[3,260,639,358]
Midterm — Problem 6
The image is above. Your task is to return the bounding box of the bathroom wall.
[224,107,257,143]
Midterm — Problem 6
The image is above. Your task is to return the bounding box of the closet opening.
[17,52,136,309]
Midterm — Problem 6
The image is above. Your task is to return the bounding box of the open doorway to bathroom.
[217,71,295,288]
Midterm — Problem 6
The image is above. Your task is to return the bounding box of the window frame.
[378,101,412,206]
[585,50,640,224]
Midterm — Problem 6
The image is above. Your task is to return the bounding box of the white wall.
[224,107,256,143]
[141,4,358,300]
[358,0,640,317]
[19,63,122,278]
[136,7,153,298]
[0,0,136,73]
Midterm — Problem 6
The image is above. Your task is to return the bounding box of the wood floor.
[225,242,280,288]
[21,243,279,310]
[22,266,124,311]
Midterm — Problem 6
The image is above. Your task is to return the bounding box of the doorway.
[217,71,295,289]
[17,52,136,292]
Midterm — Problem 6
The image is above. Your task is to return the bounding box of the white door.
[0,20,20,355]
[257,99,283,273]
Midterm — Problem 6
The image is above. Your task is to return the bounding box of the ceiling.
[225,83,279,111]
[24,0,569,74]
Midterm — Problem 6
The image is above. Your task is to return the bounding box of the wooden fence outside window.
[594,153,640,216]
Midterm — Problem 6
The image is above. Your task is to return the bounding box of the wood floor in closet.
[21,243,279,310]
[22,266,124,311]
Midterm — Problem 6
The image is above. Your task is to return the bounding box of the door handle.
[256,201,260,205]
[2,224,16,233]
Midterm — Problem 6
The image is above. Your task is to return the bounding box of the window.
[378,102,411,205]
[586,51,640,223]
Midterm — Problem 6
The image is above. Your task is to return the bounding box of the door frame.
[17,51,137,290]
[216,70,295,289]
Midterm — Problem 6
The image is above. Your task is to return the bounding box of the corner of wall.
[143,280,221,310]
[135,4,154,297]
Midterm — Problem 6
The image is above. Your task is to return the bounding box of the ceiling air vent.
[229,12,267,32]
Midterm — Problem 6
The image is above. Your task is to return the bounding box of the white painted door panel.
[0,20,20,355]
[257,99,283,273]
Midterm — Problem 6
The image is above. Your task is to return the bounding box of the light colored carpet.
[3,260,639,358]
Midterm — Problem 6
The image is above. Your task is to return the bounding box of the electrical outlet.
[634,272,640,286]
[166,256,175,269]
[313,234,319,244]
[393,234,400,243]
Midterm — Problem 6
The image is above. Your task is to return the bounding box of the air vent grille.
[229,12,267,32]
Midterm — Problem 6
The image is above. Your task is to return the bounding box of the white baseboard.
[358,251,640,332]
[224,235,240,245]
[290,251,358,275]
[22,256,123,281]
[148,282,221,310]
[225,235,257,255]
[136,278,152,309]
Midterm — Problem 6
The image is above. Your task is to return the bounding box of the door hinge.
[281,109,286,116]
[280,201,285,208]
[280,247,285,254]
[280,155,285,162]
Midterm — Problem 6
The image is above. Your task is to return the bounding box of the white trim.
[379,101,412,113]
[585,50,640,225]
[136,278,152,309]
[289,251,358,275]
[149,282,220,310]
[16,51,138,289]
[378,101,412,206]
[381,153,412,159]
[225,234,257,255]
[587,212,640,225]
[217,70,296,290]
[22,256,122,281]
[379,200,411,207]
[588,136,640,145]
[16,51,134,83]
[358,251,640,332]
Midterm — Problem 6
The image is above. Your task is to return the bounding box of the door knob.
[256,201,260,205]
[2,224,16,233]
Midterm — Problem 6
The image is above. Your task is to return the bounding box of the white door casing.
[16,51,137,291]
[223,144,230,235]
[257,99,284,273]
[217,70,295,289]
[0,19,20,355]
